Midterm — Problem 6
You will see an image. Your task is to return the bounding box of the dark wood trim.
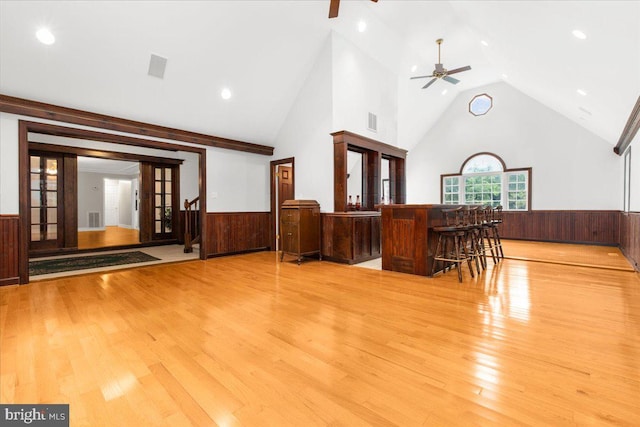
[270,157,295,251]
[331,130,408,158]
[614,95,640,155]
[205,212,271,257]
[459,151,507,174]
[18,119,207,283]
[620,211,640,271]
[0,215,20,286]
[63,155,78,250]
[18,121,29,284]
[332,130,407,212]
[29,142,183,165]
[1,94,274,156]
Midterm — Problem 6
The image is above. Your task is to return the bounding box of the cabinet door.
[281,222,299,253]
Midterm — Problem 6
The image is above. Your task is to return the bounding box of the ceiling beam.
[614,95,640,155]
[0,94,274,156]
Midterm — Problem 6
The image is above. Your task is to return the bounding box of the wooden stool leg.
[431,234,443,277]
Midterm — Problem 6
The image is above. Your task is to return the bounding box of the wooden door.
[277,165,294,245]
[29,154,64,251]
[139,162,179,242]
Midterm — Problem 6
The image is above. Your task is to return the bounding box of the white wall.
[205,146,270,212]
[407,82,622,210]
[629,133,640,212]
[273,35,334,212]
[0,113,19,214]
[332,33,398,146]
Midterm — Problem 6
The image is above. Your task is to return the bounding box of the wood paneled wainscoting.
[620,212,640,271]
[322,212,381,264]
[204,212,271,257]
[500,210,620,245]
[0,215,20,285]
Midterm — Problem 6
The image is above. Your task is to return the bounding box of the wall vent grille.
[88,212,101,228]
[367,112,377,132]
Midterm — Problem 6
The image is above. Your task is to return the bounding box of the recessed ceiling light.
[572,30,587,40]
[441,89,448,95]
[358,21,367,32]
[501,73,508,79]
[221,88,232,100]
[411,65,417,73]
[480,40,489,47]
[577,89,587,96]
[36,28,55,45]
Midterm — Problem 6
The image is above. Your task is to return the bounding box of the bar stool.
[465,206,485,274]
[431,207,475,282]
[480,206,499,265]
[490,205,504,260]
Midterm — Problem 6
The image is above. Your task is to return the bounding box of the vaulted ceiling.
[1,1,638,150]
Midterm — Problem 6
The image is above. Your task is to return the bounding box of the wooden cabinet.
[321,212,381,264]
[280,200,321,264]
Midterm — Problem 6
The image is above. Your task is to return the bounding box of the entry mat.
[29,251,160,276]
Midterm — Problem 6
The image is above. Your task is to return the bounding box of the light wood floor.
[78,226,140,250]
[2,245,640,426]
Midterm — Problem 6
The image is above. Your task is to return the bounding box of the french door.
[139,162,179,242]
[29,154,62,250]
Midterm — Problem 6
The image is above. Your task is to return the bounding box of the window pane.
[31,173,41,190]
[155,207,162,220]
[31,225,41,241]
[46,175,57,191]
[46,191,57,207]
[31,191,41,207]
[47,224,57,240]
[165,168,172,181]
[155,168,162,180]
[30,156,41,173]
[47,208,57,224]
[517,183,526,191]
[155,181,162,193]
[155,221,162,233]
[31,208,40,224]
[164,207,172,232]
[155,195,162,207]
[462,154,503,173]
[165,181,172,194]
[46,159,58,175]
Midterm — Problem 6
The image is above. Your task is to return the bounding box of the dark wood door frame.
[270,157,295,251]
[18,120,207,284]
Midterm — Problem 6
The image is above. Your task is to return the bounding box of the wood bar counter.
[378,204,459,276]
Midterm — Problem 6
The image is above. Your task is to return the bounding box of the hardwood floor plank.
[1,244,639,425]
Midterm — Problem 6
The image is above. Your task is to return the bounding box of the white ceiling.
[1,1,638,149]
[77,156,139,175]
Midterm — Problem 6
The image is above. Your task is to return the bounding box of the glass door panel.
[29,154,62,250]
[153,166,174,237]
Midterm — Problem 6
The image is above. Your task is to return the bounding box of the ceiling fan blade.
[447,65,472,75]
[329,0,340,18]
[410,74,435,80]
[422,78,437,89]
[443,75,460,85]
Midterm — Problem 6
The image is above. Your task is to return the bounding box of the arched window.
[441,153,531,210]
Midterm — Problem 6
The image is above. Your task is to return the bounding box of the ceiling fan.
[410,38,471,89]
[329,0,378,19]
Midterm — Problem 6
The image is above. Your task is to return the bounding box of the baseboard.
[0,276,20,286]
[78,227,106,231]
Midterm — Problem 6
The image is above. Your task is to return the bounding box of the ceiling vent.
[367,112,377,132]
[148,54,167,79]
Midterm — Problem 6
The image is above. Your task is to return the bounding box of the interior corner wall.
[406,82,622,210]
[272,35,334,212]
[331,33,398,146]
[0,113,19,214]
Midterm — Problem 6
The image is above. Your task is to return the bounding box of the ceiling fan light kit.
[410,38,472,90]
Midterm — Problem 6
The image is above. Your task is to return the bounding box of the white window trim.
[441,169,530,211]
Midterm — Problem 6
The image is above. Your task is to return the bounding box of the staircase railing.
[184,196,200,253]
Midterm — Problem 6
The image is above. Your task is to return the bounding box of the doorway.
[270,157,295,251]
